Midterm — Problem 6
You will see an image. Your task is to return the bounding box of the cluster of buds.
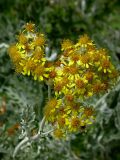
[8,23,119,138]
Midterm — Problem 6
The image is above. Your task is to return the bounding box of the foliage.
[0,0,120,160]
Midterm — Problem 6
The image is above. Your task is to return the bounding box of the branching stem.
[13,84,53,158]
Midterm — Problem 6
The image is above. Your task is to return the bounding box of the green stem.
[48,84,51,101]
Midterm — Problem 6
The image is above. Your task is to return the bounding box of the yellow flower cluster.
[44,35,118,138]
[44,98,95,138]
[8,22,52,81]
[8,23,119,138]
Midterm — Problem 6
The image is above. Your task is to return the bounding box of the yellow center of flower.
[84,108,94,117]
[80,54,90,64]
[102,59,110,69]
[69,65,79,74]
[75,79,85,88]
[25,60,36,71]
[34,66,45,76]
[71,117,80,128]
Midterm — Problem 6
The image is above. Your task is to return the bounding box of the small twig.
[42,129,54,135]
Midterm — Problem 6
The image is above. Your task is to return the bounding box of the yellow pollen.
[47,98,58,108]
[61,77,69,86]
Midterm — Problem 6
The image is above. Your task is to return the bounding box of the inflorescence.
[8,23,119,138]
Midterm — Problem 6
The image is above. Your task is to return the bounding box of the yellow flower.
[92,82,102,94]
[10,51,22,64]
[98,58,113,73]
[57,117,66,127]
[77,34,93,47]
[8,44,18,57]
[84,107,95,117]
[33,34,46,47]
[69,117,80,132]
[33,65,49,81]
[79,54,92,68]
[53,129,64,138]
[8,23,49,81]
[61,39,73,51]
[20,58,36,76]
[33,47,44,60]
[44,98,61,120]
[18,33,27,44]
[24,22,35,32]
[85,71,94,82]
[70,53,81,64]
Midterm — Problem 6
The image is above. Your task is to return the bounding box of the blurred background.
[0,0,120,160]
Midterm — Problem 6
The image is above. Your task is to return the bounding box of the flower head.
[8,23,52,81]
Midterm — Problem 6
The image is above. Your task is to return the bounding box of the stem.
[42,129,54,135]
[13,84,53,158]
[13,116,46,158]
[38,116,46,134]
[48,84,51,101]
[13,137,29,158]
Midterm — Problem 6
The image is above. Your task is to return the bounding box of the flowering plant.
[8,22,119,156]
